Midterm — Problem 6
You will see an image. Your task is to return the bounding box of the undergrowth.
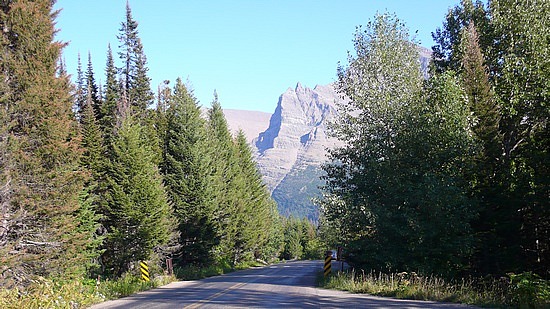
[319,269,549,308]
[0,271,174,309]
[0,260,268,308]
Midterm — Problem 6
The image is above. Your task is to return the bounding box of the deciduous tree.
[322,13,477,276]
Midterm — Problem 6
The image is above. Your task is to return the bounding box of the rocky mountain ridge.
[223,47,432,220]
[253,82,342,192]
[224,82,344,220]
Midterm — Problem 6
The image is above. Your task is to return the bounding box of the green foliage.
[431,0,493,74]
[322,13,477,276]
[74,190,104,276]
[204,96,282,265]
[101,116,176,277]
[280,216,322,260]
[174,260,234,281]
[161,78,218,266]
[118,2,153,115]
[232,131,279,262]
[0,0,92,286]
[0,278,101,309]
[99,45,119,146]
[272,165,324,221]
[433,0,550,276]
[320,270,499,306]
[97,271,172,300]
[508,272,550,309]
[84,53,101,120]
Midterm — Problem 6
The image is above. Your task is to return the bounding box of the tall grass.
[0,273,175,309]
[0,259,263,308]
[319,270,549,308]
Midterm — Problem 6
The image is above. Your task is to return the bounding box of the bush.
[508,272,550,309]
[174,260,233,281]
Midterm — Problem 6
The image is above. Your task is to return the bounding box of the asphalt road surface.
[90,260,479,308]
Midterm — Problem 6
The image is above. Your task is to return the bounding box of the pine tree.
[116,2,160,165]
[0,0,91,286]
[161,78,218,266]
[117,2,153,117]
[75,53,85,120]
[100,44,119,146]
[85,52,101,123]
[101,115,176,277]
[232,131,277,262]
[206,93,240,264]
[81,85,105,181]
[281,216,304,260]
[459,22,508,274]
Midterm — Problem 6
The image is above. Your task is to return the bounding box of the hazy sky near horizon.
[54,0,459,113]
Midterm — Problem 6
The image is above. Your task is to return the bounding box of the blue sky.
[54,0,459,113]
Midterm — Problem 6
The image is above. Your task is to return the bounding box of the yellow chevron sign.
[140,261,150,282]
[324,255,332,277]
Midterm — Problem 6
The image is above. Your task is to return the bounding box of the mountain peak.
[253,83,343,194]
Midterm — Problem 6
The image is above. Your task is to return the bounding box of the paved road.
[90,260,478,308]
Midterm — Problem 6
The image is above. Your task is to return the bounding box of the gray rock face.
[225,48,431,220]
[253,83,342,192]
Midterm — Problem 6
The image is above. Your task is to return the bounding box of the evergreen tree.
[81,85,105,182]
[281,216,304,260]
[458,21,507,275]
[101,115,176,277]
[155,80,171,156]
[162,78,217,266]
[85,52,101,122]
[232,131,278,262]
[460,22,500,164]
[117,2,153,117]
[206,93,240,264]
[0,0,92,286]
[79,84,106,275]
[116,3,160,164]
[100,44,119,146]
[75,53,85,120]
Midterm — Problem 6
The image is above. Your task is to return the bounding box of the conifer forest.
[0,0,548,307]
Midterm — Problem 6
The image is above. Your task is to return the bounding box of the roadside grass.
[0,273,174,309]
[318,269,549,309]
[0,259,271,309]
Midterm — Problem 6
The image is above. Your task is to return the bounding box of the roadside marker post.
[337,246,344,272]
[166,258,173,275]
[140,261,150,282]
[324,251,332,277]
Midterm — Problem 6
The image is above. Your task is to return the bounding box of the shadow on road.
[91,260,477,309]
